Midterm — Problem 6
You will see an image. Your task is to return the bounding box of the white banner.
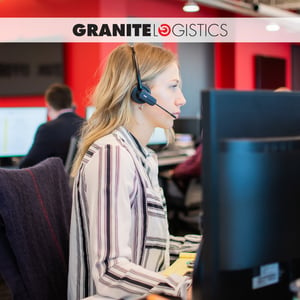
[0,17,300,43]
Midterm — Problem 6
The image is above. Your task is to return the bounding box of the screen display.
[86,106,96,119]
[147,127,167,146]
[0,43,64,96]
[173,117,201,140]
[0,107,48,157]
[255,55,286,90]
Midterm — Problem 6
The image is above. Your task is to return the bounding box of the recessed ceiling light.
[183,0,200,12]
[266,23,280,31]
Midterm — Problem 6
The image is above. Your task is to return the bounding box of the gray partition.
[178,43,214,118]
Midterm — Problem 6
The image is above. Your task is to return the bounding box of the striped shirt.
[68,127,200,300]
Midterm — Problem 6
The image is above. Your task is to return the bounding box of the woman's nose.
[176,89,186,106]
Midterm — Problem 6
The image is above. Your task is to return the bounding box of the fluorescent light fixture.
[183,0,200,12]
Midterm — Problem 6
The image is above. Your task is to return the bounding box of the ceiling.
[258,0,300,10]
[193,0,300,16]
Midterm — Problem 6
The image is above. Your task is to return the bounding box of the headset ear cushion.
[142,85,151,93]
[131,86,144,104]
[131,85,151,104]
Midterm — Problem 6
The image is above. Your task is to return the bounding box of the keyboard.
[157,147,195,167]
[157,147,195,158]
[157,149,188,159]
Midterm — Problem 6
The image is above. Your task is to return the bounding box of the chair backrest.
[0,157,72,300]
[64,135,79,175]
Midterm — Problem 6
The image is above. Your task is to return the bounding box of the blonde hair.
[71,43,177,176]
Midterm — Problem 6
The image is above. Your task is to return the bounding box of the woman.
[68,43,200,300]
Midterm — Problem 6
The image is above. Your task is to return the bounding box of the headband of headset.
[130,46,157,106]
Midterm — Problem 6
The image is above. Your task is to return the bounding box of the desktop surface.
[157,147,195,168]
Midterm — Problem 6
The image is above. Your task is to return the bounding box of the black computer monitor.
[173,117,201,141]
[0,43,64,97]
[192,89,300,300]
[0,107,47,158]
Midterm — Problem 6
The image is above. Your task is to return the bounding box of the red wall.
[0,0,294,116]
[235,42,291,90]
[0,0,102,116]
[215,42,292,90]
[215,43,235,88]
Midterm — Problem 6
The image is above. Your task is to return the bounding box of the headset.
[130,46,176,119]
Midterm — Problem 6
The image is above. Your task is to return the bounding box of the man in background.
[19,83,84,168]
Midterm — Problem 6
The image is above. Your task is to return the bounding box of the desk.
[158,147,195,169]
[158,155,190,168]
[82,253,196,300]
[161,252,196,277]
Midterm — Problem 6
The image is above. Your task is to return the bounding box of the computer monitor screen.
[0,43,64,96]
[192,89,300,300]
[86,106,96,119]
[0,107,47,157]
[147,127,167,151]
[255,55,286,90]
[173,117,201,141]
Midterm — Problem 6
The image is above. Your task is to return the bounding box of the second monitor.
[173,117,201,141]
[193,89,300,300]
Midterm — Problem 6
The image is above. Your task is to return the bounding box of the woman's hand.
[186,286,193,300]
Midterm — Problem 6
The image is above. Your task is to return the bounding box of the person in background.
[19,83,84,169]
[170,143,203,194]
[68,43,200,300]
[274,86,291,92]
[159,142,203,236]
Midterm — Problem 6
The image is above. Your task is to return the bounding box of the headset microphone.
[155,103,177,119]
[130,46,176,119]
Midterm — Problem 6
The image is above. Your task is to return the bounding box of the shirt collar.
[115,127,151,159]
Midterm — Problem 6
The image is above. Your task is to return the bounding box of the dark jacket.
[19,112,84,168]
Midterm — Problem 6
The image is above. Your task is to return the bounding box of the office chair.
[65,135,79,175]
[160,175,202,236]
[0,157,72,300]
